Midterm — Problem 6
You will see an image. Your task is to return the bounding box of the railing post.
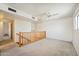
[19,32,21,45]
[21,32,23,45]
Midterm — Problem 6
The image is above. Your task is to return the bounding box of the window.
[75,15,79,31]
[77,15,79,30]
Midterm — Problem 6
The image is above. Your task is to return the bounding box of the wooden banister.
[16,32,31,47]
[16,33,31,42]
[16,31,46,47]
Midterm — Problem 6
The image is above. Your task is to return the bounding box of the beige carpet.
[1,38,78,56]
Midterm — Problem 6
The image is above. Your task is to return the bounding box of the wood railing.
[16,31,46,47]
[16,32,31,47]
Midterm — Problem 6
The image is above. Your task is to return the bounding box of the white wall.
[15,20,31,32]
[36,17,73,42]
[15,19,32,42]
[72,4,79,55]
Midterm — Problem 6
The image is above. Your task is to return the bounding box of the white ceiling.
[7,3,78,20]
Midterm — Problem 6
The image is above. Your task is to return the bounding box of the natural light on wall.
[75,14,79,31]
[0,13,4,22]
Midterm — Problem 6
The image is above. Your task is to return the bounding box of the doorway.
[0,18,14,46]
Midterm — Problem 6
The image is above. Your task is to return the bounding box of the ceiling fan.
[47,12,59,17]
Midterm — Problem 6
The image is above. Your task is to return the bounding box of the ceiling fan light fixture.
[47,13,59,17]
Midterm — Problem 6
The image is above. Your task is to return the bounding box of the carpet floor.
[1,38,78,56]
